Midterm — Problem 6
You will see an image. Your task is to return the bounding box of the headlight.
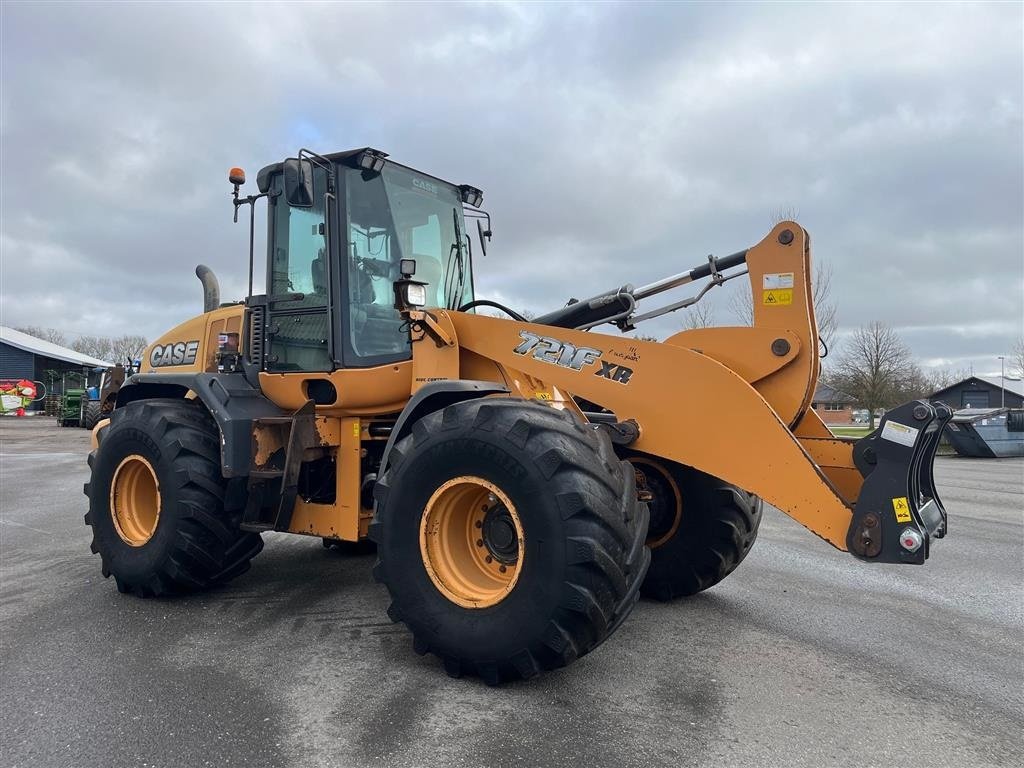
[405,283,427,307]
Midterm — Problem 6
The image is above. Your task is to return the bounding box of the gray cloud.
[1,1,1021,377]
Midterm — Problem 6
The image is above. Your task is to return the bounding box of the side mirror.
[283,158,314,207]
[477,218,490,257]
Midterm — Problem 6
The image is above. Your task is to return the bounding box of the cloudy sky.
[2,1,1021,376]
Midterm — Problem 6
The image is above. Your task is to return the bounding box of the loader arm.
[407,222,949,564]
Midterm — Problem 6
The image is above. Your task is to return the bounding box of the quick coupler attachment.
[846,400,954,564]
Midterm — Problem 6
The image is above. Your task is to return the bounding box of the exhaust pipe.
[195,264,220,312]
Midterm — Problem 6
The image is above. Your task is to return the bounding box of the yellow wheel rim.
[419,476,524,609]
[631,457,682,549]
[109,454,161,547]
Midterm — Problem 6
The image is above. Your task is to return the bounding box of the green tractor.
[57,385,88,428]
[57,364,131,428]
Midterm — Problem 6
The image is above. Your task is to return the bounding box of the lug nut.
[499,565,507,573]
[475,520,483,528]
[476,539,484,547]
[900,528,923,553]
[485,555,493,563]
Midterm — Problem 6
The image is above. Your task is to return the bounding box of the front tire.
[370,399,649,684]
[84,398,263,597]
[627,454,762,601]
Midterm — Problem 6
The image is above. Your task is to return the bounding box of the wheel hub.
[631,458,682,549]
[482,502,519,564]
[419,476,524,609]
[109,454,161,547]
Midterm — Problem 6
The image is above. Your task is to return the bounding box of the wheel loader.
[84,147,952,683]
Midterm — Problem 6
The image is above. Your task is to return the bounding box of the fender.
[377,380,510,479]
[116,372,289,477]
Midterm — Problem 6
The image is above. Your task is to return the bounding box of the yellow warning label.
[892,497,912,523]
[535,391,552,401]
[762,289,793,306]
[352,421,361,438]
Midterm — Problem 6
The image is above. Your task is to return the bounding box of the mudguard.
[116,372,289,477]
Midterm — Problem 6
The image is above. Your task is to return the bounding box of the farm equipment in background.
[83,363,132,428]
[57,385,87,427]
[0,379,41,417]
[82,147,953,684]
[58,364,133,428]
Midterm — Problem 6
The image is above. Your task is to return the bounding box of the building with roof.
[0,326,112,412]
[811,382,857,424]
[929,375,1024,411]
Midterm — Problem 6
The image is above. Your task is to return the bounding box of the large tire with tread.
[84,398,263,597]
[370,399,650,684]
[83,399,102,430]
[627,453,761,601]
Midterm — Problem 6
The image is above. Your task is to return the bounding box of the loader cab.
[254,149,478,372]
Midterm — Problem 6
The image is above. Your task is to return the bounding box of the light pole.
[998,356,1005,408]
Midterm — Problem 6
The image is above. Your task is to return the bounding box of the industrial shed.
[929,375,1024,410]
[0,326,112,412]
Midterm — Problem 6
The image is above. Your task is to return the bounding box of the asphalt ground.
[1,416,1021,768]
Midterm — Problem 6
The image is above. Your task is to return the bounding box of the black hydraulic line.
[687,249,748,281]
[457,299,528,322]
[533,291,633,330]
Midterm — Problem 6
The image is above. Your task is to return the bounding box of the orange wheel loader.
[83,147,952,683]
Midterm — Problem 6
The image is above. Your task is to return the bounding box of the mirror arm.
[298,148,336,193]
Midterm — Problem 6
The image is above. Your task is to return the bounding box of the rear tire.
[84,398,263,597]
[83,400,102,430]
[627,454,761,601]
[370,399,650,684]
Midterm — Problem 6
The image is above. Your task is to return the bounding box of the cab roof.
[255,147,474,198]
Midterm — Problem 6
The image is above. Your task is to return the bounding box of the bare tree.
[71,335,115,361]
[1012,337,1024,380]
[925,367,970,393]
[729,261,837,350]
[681,301,715,330]
[14,326,67,346]
[109,335,149,364]
[770,205,800,227]
[829,321,915,429]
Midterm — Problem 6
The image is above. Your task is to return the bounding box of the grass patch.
[829,426,873,438]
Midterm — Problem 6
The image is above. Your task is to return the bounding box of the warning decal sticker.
[881,420,919,447]
[763,272,795,289]
[892,497,912,523]
[762,289,793,306]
